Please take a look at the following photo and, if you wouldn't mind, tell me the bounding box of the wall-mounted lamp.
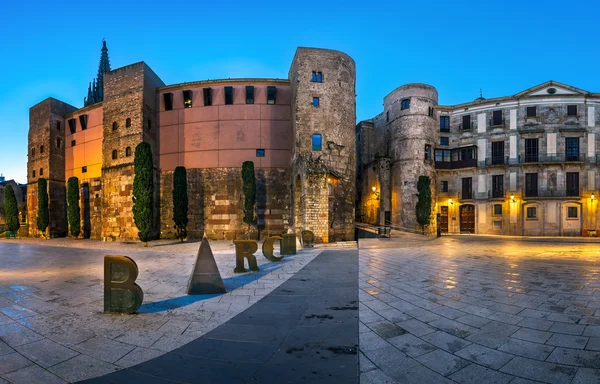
[448,198,454,205]
[372,186,380,199]
[592,193,595,200]
[510,194,515,202]
[372,186,376,192]
[327,177,331,183]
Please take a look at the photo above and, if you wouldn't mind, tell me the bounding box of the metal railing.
[459,191,473,200]
[459,122,475,131]
[485,156,509,166]
[523,187,581,198]
[521,153,586,163]
[489,118,506,129]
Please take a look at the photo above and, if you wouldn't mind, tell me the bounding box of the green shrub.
[132,142,154,245]
[67,177,81,237]
[4,185,19,233]
[416,175,432,233]
[36,178,49,234]
[172,166,188,242]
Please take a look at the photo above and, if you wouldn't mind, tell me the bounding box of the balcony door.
[462,178,472,200]
[525,173,538,197]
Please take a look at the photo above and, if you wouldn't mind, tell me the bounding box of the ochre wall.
[65,105,103,180]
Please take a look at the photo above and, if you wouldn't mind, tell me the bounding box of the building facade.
[357,81,600,236]
[27,43,356,242]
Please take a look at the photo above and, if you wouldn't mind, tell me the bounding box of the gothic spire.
[85,82,93,106]
[83,39,112,106]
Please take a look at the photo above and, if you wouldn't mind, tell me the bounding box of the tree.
[172,166,188,242]
[36,178,49,235]
[132,142,154,246]
[4,185,19,233]
[241,161,256,235]
[416,175,432,234]
[67,177,81,237]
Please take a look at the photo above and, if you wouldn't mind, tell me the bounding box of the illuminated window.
[224,86,233,105]
[246,86,254,104]
[163,93,173,111]
[312,134,322,151]
[183,90,192,108]
[267,86,276,105]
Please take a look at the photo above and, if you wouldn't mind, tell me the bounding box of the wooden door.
[440,206,449,233]
[460,205,475,233]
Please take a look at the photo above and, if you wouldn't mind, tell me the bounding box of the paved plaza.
[1,236,600,383]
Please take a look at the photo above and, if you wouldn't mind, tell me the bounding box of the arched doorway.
[460,204,475,233]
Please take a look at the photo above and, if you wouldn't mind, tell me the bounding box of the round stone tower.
[387,83,438,231]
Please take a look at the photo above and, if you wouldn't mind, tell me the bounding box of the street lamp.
[510,194,515,202]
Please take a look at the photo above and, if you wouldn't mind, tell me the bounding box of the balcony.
[489,118,506,129]
[485,156,509,166]
[459,122,475,131]
[523,188,581,199]
[435,146,478,170]
[521,153,586,164]
[459,191,473,201]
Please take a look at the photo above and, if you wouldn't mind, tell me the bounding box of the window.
[428,107,434,117]
[224,86,233,105]
[386,111,390,123]
[566,172,579,196]
[183,90,192,108]
[39,168,43,176]
[40,145,44,154]
[440,137,449,146]
[148,119,152,132]
[267,86,277,105]
[401,99,410,110]
[525,173,538,197]
[68,118,76,134]
[71,140,76,147]
[491,141,504,165]
[112,150,118,160]
[494,204,502,215]
[492,110,503,126]
[441,181,448,192]
[424,145,432,160]
[82,166,87,173]
[524,138,539,162]
[459,147,476,161]
[32,170,36,178]
[79,114,88,130]
[493,221,503,229]
[566,137,579,161]
[313,97,320,107]
[462,177,472,199]
[526,106,537,117]
[31,148,35,156]
[312,134,322,151]
[527,206,537,219]
[56,138,61,148]
[112,121,118,131]
[126,118,131,128]
[163,93,174,111]
[246,86,254,104]
[567,206,578,218]
[311,71,323,82]
[440,116,450,132]
[56,121,61,131]
[126,147,132,157]
[492,175,504,198]
[462,115,471,130]
[203,87,212,106]
[256,149,265,157]
[435,149,451,162]
[567,105,578,116]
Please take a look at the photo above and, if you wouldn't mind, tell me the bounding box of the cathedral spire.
[83,39,112,106]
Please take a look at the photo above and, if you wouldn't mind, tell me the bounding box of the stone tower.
[101,62,164,240]
[388,84,438,230]
[27,98,77,237]
[289,48,356,242]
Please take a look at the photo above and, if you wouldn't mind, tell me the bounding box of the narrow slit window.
[126,147,132,157]
[112,121,118,131]
[56,138,61,148]
[71,140,76,147]
[79,114,88,130]
[39,168,43,176]
[386,111,390,123]
[256,149,265,157]
[183,90,192,108]
[112,150,118,160]
[224,86,233,105]
[148,119,152,132]
[163,93,173,111]
[312,134,322,151]
[311,72,317,82]
[203,87,212,106]
[32,170,36,178]
[246,86,254,104]
[313,97,320,107]
[82,166,87,173]
[31,148,35,156]
[126,118,131,128]
[56,121,61,131]
[317,72,323,82]
[68,118,76,134]
[267,86,277,105]
[40,145,44,154]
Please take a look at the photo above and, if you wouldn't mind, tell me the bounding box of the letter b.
[104,256,144,314]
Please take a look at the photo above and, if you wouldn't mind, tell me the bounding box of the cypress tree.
[36,178,49,235]
[67,177,81,237]
[241,161,256,234]
[172,166,188,242]
[416,175,432,234]
[133,142,154,246]
[4,185,19,233]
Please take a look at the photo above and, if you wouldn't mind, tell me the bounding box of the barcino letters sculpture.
[104,256,143,314]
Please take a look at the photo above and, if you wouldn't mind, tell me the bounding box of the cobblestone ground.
[360,236,600,384]
[0,239,320,383]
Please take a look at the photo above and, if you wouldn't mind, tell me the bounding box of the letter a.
[104,255,144,314]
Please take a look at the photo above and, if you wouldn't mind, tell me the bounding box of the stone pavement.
[0,239,322,383]
[82,250,358,384]
[359,236,600,384]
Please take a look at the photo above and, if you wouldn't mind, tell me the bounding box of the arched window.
[112,150,118,160]
[126,147,132,157]
[39,168,43,176]
[112,121,118,131]
[126,118,131,128]
[32,170,36,178]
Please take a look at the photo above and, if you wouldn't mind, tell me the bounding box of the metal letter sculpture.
[104,256,143,314]
[281,234,297,255]
[188,236,226,294]
[301,230,315,247]
[262,236,284,262]
[233,240,260,273]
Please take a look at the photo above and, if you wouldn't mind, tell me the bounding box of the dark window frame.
[491,141,505,164]
[126,147,132,157]
[68,118,77,134]
[163,93,174,111]
[525,138,539,162]
[203,87,212,106]
[492,175,504,198]
[462,115,471,130]
[440,116,450,131]
[312,133,322,151]
[313,97,320,107]
[566,137,580,161]
[245,86,254,104]
[526,106,537,117]
[566,172,579,196]
[82,166,87,173]
[112,121,118,131]
[527,206,537,219]
[440,137,449,146]
[71,140,76,147]
[182,90,193,108]
[256,149,265,157]
[525,173,538,197]
[567,105,578,117]
[267,86,277,105]
[401,99,410,110]
[112,149,118,160]
[461,177,473,199]
[224,86,234,105]
[126,118,131,128]
[492,110,503,126]
[79,114,88,130]
[567,206,578,218]
[493,204,503,215]
[441,180,448,193]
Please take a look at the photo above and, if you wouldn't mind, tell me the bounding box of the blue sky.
[1,0,599,183]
